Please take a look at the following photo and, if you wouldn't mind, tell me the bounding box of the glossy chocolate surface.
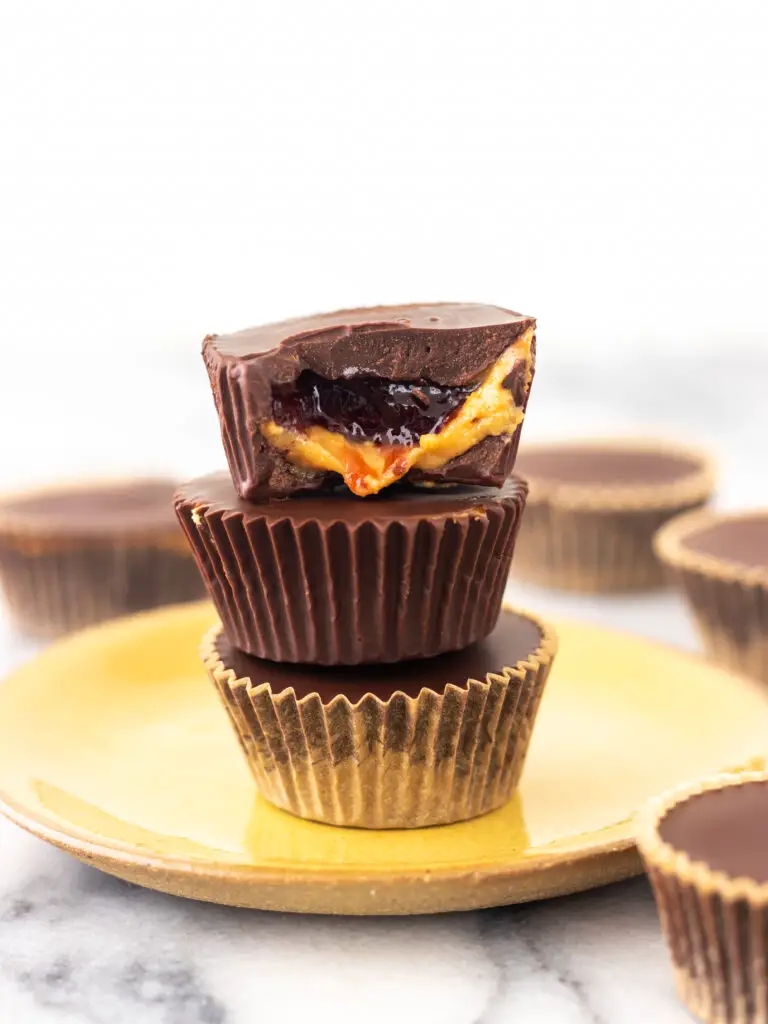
[684,515,768,570]
[659,781,768,883]
[203,303,536,498]
[176,472,528,664]
[516,447,702,487]
[0,479,181,535]
[175,471,522,525]
[271,371,476,446]
[216,609,543,701]
[208,303,533,384]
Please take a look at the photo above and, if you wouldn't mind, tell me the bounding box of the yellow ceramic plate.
[0,601,766,915]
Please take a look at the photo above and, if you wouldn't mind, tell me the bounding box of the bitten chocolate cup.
[202,605,557,828]
[0,478,206,637]
[203,303,536,499]
[655,509,768,684]
[175,472,529,665]
[638,772,768,1024]
[512,439,715,592]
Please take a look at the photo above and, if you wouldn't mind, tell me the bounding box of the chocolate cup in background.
[203,303,536,499]
[0,478,206,637]
[511,439,716,593]
[202,605,557,828]
[655,509,768,684]
[637,772,768,1024]
[175,472,529,666]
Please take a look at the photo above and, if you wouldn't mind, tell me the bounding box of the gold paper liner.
[638,772,768,1024]
[177,479,528,665]
[655,508,768,684]
[201,608,558,828]
[0,539,205,638]
[513,438,715,592]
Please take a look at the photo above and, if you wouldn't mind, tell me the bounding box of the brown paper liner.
[655,509,768,684]
[513,439,715,592]
[177,479,528,665]
[0,537,205,637]
[638,772,768,1024]
[201,607,557,828]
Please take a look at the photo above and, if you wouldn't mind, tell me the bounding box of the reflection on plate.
[0,601,765,914]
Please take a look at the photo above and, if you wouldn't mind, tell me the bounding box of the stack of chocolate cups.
[175,304,558,828]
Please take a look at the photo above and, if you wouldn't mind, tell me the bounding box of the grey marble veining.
[0,807,691,1024]
[0,582,700,1024]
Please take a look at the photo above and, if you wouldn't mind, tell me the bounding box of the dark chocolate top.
[684,515,768,570]
[659,780,768,883]
[216,608,543,701]
[175,471,526,526]
[204,303,535,388]
[0,479,181,535]
[516,446,702,487]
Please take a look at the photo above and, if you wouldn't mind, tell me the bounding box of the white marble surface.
[1,344,766,1023]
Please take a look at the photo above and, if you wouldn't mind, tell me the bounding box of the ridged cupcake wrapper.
[655,509,768,685]
[638,772,768,1024]
[513,503,707,592]
[0,538,205,637]
[513,440,715,593]
[680,572,768,684]
[177,483,528,665]
[202,611,557,828]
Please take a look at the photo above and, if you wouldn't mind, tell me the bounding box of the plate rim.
[0,786,643,913]
[0,781,638,882]
[0,599,764,911]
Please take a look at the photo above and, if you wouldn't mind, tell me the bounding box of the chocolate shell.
[638,772,768,1024]
[655,508,768,683]
[203,303,536,498]
[0,478,205,637]
[513,439,715,592]
[175,472,529,665]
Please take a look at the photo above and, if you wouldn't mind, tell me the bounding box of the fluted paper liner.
[655,508,768,684]
[0,540,204,637]
[177,480,528,665]
[514,438,715,592]
[0,480,204,637]
[202,607,557,828]
[638,772,768,1024]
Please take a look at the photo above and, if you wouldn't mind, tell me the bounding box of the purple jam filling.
[271,372,477,446]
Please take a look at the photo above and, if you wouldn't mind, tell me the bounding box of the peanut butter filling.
[261,328,534,496]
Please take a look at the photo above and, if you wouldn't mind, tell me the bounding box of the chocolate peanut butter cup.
[202,605,557,828]
[203,303,536,499]
[513,439,715,592]
[0,478,205,636]
[175,471,528,665]
[638,772,768,1024]
[655,509,768,683]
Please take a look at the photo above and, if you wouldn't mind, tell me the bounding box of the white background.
[1,0,767,485]
[1,7,767,1021]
